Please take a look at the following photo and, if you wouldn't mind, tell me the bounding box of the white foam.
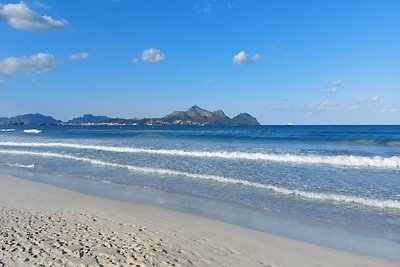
[23,129,42,134]
[0,141,399,169]
[0,149,398,209]
[5,162,35,169]
[0,129,15,132]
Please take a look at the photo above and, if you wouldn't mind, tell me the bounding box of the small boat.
[286,123,294,126]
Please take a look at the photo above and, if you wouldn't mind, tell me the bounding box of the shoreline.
[1,173,399,266]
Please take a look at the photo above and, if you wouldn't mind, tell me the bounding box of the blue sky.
[0,0,399,124]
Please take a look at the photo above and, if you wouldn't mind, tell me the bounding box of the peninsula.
[0,106,260,126]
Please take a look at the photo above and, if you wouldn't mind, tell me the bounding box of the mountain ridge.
[0,106,259,126]
[161,106,259,125]
[0,113,61,125]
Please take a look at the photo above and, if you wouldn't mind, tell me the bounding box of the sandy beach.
[0,173,398,267]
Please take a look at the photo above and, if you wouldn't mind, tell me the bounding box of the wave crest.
[0,142,399,169]
[23,129,42,134]
[0,149,399,209]
[5,162,35,169]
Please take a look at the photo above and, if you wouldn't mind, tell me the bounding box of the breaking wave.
[0,149,399,209]
[23,129,42,134]
[0,142,399,169]
[5,162,35,169]
[0,129,15,132]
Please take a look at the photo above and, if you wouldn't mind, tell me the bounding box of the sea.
[0,125,399,261]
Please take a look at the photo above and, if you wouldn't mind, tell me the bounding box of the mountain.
[231,113,260,126]
[162,105,230,125]
[0,106,259,126]
[0,117,8,124]
[67,114,111,124]
[161,105,259,125]
[0,113,61,125]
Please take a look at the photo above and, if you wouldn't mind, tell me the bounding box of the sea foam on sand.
[0,173,398,267]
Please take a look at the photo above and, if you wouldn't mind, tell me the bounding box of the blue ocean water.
[0,125,399,260]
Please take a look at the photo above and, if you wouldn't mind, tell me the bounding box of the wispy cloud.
[378,106,400,114]
[347,96,379,111]
[0,53,56,75]
[195,1,213,15]
[267,95,398,116]
[251,53,261,62]
[304,100,339,113]
[233,51,261,65]
[33,1,50,9]
[207,80,214,85]
[321,79,343,93]
[356,95,379,104]
[227,1,237,9]
[0,2,67,31]
[0,80,4,86]
[70,52,89,61]
[266,100,339,113]
[133,48,165,63]
[265,103,294,112]
[349,95,400,115]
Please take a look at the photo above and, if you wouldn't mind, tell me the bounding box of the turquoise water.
[0,125,399,260]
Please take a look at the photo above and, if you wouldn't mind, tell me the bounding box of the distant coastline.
[0,105,259,126]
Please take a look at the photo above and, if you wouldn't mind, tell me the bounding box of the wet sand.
[0,173,398,266]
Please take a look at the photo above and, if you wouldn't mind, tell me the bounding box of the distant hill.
[0,113,61,125]
[231,113,259,126]
[0,106,260,126]
[67,114,111,124]
[161,105,259,126]
[0,117,8,124]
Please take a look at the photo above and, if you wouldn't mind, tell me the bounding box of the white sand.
[0,173,398,267]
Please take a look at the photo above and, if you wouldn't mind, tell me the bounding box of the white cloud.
[0,80,3,86]
[142,48,164,62]
[233,51,248,64]
[0,53,55,75]
[0,2,67,31]
[321,79,343,93]
[133,48,165,63]
[70,52,89,61]
[233,51,261,65]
